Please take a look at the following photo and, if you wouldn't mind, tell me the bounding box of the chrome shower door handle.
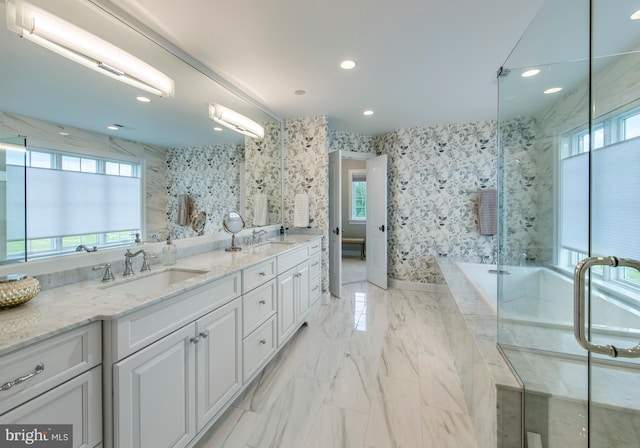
[573,256,640,358]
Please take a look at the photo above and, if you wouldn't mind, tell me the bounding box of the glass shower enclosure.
[497,0,640,446]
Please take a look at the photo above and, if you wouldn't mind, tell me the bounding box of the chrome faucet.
[518,252,527,266]
[76,244,97,252]
[124,249,154,276]
[251,229,266,244]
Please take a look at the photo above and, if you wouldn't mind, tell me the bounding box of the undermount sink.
[102,268,208,296]
[249,240,296,252]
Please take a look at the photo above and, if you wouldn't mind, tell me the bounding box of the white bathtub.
[456,262,640,330]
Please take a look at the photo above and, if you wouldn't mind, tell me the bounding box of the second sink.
[102,268,208,296]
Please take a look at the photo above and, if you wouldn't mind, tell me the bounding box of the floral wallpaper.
[166,144,243,240]
[373,121,498,284]
[329,130,376,153]
[245,121,282,226]
[284,116,329,293]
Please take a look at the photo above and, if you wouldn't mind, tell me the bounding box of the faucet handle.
[140,252,157,272]
[93,264,115,282]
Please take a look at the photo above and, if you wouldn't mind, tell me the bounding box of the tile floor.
[194,258,479,448]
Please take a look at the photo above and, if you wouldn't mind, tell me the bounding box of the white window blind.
[591,139,640,259]
[561,138,640,260]
[560,152,589,253]
[26,167,141,239]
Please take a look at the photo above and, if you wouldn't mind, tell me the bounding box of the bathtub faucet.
[518,252,527,266]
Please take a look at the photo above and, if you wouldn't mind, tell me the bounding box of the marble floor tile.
[194,275,481,448]
[421,405,479,448]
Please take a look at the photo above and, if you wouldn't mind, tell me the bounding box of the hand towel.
[294,193,309,227]
[253,193,268,226]
[478,189,497,236]
[177,194,192,226]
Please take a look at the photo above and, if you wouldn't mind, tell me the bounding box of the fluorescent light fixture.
[6,0,174,97]
[0,142,26,152]
[208,103,264,139]
[521,69,540,78]
[544,87,563,94]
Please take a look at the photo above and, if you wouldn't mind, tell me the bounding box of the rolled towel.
[294,193,309,227]
[253,193,268,226]
[177,194,191,226]
[478,189,497,236]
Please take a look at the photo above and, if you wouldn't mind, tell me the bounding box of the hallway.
[194,268,479,448]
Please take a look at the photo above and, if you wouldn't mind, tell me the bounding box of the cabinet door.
[114,324,196,448]
[277,270,296,345]
[196,298,242,429]
[0,367,102,448]
[296,262,311,323]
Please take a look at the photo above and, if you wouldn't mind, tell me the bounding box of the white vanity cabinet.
[110,273,242,448]
[276,246,311,346]
[0,323,103,448]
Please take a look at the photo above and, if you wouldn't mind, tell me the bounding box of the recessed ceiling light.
[136,96,151,103]
[340,60,357,70]
[59,131,69,136]
[213,127,223,132]
[521,69,540,78]
[363,110,374,116]
[107,124,122,130]
[294,89,306,96]
[544,87,562,94]
[631,9,640,20]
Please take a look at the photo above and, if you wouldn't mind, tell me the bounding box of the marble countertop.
[0,234,321,356]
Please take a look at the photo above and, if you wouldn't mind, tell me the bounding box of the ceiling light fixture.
[631,9,640,20]
[213,127,223,132]
[363,110,374,116]
[59,131,69,136]
[136,96,151,103]
[544,87,562,94]
[0,142,26,152]
[521,69,540,78]
[294,90,306,95]
[6,0,175,97]
[340,60,357,70]
[208,103,264,139]
[107,124,122,131]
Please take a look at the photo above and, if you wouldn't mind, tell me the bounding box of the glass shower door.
[585,1,640,445]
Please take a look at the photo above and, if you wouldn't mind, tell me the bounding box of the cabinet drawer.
[110,272,240,361]
[243,279,276,337]
[310,274,321,304]
[0,322,101,415]
[242,258,276,293]
[308,239,321,255]
[308,253,321,279]
[242,316,276,383]
[277,246,308,274]
[0,366,102,448]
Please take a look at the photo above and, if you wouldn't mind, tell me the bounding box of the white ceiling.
[104,0,543,136]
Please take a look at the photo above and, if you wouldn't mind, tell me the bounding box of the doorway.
[328,150,387,298]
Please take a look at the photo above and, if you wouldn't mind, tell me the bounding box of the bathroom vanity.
[0,235,323,448]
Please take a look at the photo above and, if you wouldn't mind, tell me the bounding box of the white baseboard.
[388,279,449,294]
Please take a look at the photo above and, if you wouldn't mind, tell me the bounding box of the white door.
[328,151,342,297]
[366,155,388,289]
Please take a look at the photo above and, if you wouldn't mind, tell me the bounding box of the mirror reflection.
[0,0,282,264]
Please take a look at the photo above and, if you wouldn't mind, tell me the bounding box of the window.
[558,107,640,289]
[349,169,366,223]
[7,148,142,259]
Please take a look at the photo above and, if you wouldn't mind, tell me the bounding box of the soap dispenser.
[162,235,177,265]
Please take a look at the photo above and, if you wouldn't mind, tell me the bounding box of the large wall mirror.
[0,0,282,264]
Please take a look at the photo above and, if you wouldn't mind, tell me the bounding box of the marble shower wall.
[0,111,168,238]
[284,116,329,294]
[373,121,498,284]
[245,121,282,226]
[166,144,244,240]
